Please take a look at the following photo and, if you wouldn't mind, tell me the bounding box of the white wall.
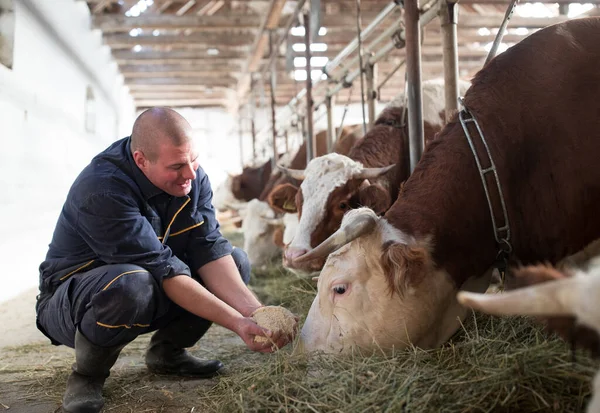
[0,0,135,303]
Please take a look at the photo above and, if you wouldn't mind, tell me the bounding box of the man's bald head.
[130,107,193,162]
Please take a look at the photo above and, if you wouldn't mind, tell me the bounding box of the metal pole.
[484,0,519,66]
[326,95,335,153]
[365,61,377,130]
[558,3,569,15]
[405,0,424,174]
[440,1,459,121]
[304,11,315,162]
[269,31,278,170]
[284,130,289,154]
[251,119,257,161]
[324,1,398,75]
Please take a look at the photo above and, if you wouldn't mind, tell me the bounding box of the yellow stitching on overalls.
[101,269,149,291]
[96,322,150,329]
[158,197,191,242]
[59,260,96,281]
[167,221,204,237]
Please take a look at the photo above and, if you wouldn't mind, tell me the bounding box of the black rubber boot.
[145,313,223,378]
[62,330,126,413]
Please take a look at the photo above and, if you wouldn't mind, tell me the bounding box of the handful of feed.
[250,306,297,344]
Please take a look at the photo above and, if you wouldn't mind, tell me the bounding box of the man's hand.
[234,316,299,353]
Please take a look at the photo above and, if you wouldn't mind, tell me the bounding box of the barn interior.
[1,0,600,411]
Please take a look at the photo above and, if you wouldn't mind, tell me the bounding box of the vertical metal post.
[440,1,459,121]
[365,61,377,130]
[284,130,289,154]
[558,3,569,15]
[405,0,424,174]
[251,119,257,161]
[304,11,315,162]
[325,95,335,153]
[269,31,278,169]
[300,115,306,150]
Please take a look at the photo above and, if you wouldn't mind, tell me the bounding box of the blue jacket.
[37,137,232,306]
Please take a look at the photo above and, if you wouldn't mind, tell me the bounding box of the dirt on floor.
[0,286,278,413]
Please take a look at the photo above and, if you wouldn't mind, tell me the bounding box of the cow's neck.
[386,121,499,287]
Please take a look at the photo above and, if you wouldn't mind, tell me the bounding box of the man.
[36,107,296,413]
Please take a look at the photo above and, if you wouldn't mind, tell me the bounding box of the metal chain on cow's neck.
[458,97,513,284]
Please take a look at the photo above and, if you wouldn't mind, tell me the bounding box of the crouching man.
[36,107,296,413]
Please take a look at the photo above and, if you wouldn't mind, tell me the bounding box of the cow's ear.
[381,242,430,296]
[357,183,391,216]
[268,184,299,213]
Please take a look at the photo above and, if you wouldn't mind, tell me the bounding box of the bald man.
[36,108,296,413]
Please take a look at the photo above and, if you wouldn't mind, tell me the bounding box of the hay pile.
[200,312,597,413]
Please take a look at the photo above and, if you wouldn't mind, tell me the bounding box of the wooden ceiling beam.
[119,63,242,72]
[125,77,236,86]
[135,98,227,107]
[104,32,254,48]
[92,11,393,32]
[123,71,239,78]
[112,49,248,60]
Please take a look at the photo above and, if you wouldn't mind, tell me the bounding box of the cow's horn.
[294,211,378,263]
[457,276,581,317]
[278,165,305,180]
[354,164,396,179]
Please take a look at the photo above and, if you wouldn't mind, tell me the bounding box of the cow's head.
[269,153,395,273]
[296,208,489,354]
[231,161,272,202]
[241,199,284,267]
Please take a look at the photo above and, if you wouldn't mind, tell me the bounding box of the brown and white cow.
[270,79,471,273]
[458,262,600,413]
[295,18,600,354]
[241,126,362,267]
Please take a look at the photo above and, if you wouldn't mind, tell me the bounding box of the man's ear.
[133,150,147,170]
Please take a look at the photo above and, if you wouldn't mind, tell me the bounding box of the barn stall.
[1,0,599,411]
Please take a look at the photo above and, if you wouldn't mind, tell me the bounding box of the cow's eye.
[333,284,347,295]
[339,202,348,210]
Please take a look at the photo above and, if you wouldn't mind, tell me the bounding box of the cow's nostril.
[285,247,308,261]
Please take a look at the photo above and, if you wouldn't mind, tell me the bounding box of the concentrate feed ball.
[251,306,296,344]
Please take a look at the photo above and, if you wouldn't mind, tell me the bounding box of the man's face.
[135,140,200,197]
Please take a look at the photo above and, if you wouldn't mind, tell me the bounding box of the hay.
[200,313,597,413]
[204,236,599,413]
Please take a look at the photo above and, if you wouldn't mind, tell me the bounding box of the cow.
[269,78,471,273]
[241,126,362,267]
[457,262,600,413]
[294,18,600,354]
